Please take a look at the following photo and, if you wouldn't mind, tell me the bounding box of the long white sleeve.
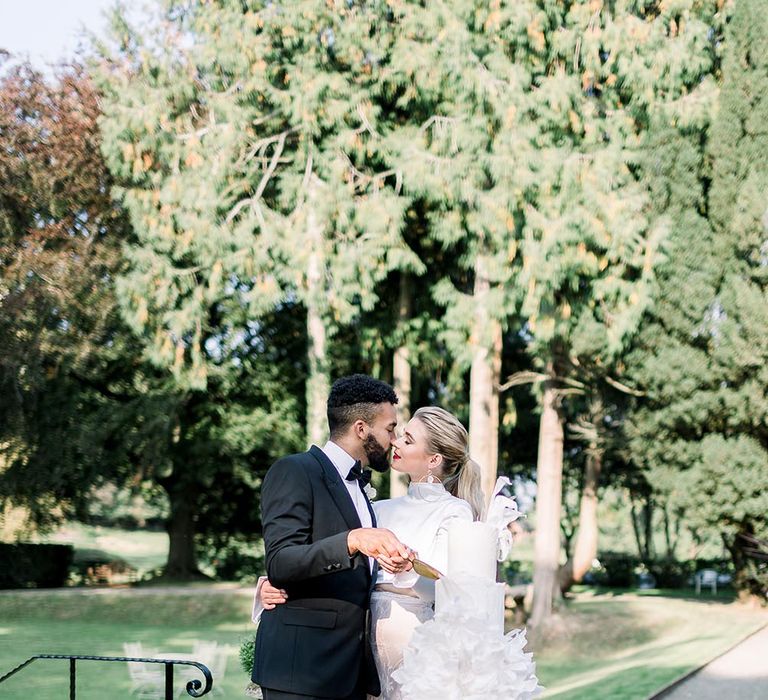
[373,484,473,602]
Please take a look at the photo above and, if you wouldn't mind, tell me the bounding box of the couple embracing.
[251,374,485,700]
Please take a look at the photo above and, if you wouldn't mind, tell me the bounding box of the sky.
[0,0,118,67]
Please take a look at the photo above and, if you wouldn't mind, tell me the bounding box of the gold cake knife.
[410,557,444,580]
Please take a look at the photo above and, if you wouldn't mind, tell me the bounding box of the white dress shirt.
[322,440,373,530]
[322,441,374,573]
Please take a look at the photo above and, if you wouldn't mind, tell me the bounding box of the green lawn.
[530,588,768,699]
[0,588,256,699]
[1,586,765,699]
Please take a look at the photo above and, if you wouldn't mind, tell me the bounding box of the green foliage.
[0,55,306,576]
[0,58,139,528]
[94,0,417,389]
[624,0,767,600]
[200,537,265,584]
[595,552,639,588]
[240,636,255,677]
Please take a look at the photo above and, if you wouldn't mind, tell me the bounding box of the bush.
[647,558,694,588]
[240,636,255,675]
[595,552,641,588]
[201,538,265,583]
[70,548,137,586]
[0,543,74,588]
[501,559,533,585]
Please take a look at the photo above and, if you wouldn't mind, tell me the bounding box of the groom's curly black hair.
[327,374,398,438]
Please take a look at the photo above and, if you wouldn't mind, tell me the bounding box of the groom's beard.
[363,434,391,473]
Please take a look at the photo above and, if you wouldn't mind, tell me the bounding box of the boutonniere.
[363,483,377,500]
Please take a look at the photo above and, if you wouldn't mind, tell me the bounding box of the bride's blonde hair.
[411,406,485,519]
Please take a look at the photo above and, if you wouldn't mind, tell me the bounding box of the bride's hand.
[378,550,415,574]
[260,580,288,610]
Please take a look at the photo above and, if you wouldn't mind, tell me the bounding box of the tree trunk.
[531,373,564,627]
[468,255,502,504]
[570,448,603,583]
[305,198,330,447]
[644,498,655,562]
[663,505,679,559]
[723,525,762,602]
[391,274,412,498]
[161,476,204,580]
[629,494,654,562]
[630,496,645,560]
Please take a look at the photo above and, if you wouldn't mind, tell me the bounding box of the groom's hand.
[260,580,288,610]
[347,528,414,573]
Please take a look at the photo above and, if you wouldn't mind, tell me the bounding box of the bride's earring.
[427,468,436,484]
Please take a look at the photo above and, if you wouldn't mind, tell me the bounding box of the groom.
[252,374,414,700]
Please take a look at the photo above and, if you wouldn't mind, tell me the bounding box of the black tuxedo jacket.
[252,445,380,698]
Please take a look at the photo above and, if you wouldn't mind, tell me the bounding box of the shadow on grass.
[529,598,659,660]
[574,586,737,605]
[0,589,252,626]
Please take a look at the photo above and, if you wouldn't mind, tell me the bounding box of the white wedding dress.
[367,481,472,700]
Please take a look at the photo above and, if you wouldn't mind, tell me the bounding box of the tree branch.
[497,370,549,392]
[604,375,645,397]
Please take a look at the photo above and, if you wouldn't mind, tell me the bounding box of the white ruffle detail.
[391,575,542,700]
[485,476,523,561]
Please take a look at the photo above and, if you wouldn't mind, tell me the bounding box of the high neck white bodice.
[372,482,473,601]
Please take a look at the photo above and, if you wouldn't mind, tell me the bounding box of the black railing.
[0,653,213,699]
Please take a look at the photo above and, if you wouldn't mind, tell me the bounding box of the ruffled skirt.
[391,591,541,700]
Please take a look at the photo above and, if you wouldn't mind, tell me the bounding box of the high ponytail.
[412,407,486,520]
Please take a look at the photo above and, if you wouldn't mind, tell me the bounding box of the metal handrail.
[0,653,213,699]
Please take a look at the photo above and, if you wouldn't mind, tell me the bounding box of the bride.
[364,406,485,700]
[256,406,538,700]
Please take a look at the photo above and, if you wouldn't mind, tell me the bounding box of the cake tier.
[445,519,498,581]
[434,574,506,637]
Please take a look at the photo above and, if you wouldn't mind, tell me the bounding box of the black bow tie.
[346,462,372,487]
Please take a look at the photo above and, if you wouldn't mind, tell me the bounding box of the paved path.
[655,624,768,700]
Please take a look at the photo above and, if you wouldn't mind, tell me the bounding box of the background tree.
[703,0,768,597]
[628,0,768,599]
[96,1,421,446]
[0,58,128,529]
[624,0,768,601]
[0,52,304,578]
[378,0,545,499]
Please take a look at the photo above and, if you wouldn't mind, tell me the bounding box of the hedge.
[0,543,74,589]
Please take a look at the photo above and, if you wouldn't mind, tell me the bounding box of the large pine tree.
[626,0,768,600]
[695,0,768,596]
[96,1,421,445]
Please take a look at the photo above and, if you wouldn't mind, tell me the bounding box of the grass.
[529,588,768,700]
[0,588,257,699]
[1,587,765,700]
[8,526,765,699]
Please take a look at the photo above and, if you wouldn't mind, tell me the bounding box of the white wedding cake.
[392,478,542,700]
[434,520,507,636]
